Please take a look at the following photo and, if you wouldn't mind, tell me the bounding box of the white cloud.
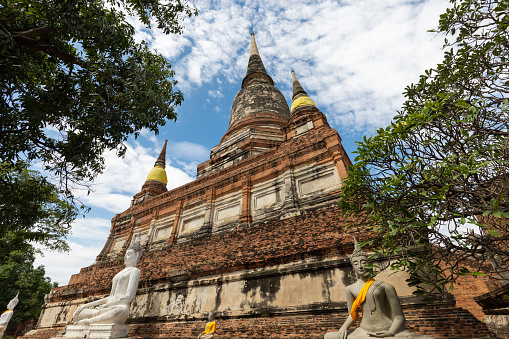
[69,217,111,243]
[169,141,210,162]
[35,241,105,286]
[175,160,200,177]
[208,90,224,98]
[34,214,108,287]
[136,0,448,133]
[139,128,159,146]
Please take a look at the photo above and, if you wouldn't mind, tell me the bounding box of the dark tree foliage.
[0,0,196,195]
[0,163,77,259]
[0,250,56,336]
[0,0,196,320]
[339,0,509,295]
[0,0,195,244]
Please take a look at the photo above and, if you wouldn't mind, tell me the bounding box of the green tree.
[0,163,77,260]
[0,249,57,336]
[339,0,509,295]
[0,0,196,195]
[0,0,196,325]
[0,0,196,250]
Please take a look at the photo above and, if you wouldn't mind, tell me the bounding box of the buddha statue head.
[350,238,372,279]
[7,292,19,310]
[125,234,143,266]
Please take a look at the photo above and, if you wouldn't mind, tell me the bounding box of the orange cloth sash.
[350,278,375,322]
[204,321,216,334]
[1,310,12,315]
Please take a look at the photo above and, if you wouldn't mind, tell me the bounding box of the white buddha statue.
[324,240,432,339]
[71,236,143,326]
[0,292,19,339]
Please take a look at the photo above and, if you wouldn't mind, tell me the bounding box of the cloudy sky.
[35,0,450,285]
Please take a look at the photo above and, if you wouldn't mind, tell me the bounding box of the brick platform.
[124,304,495,339]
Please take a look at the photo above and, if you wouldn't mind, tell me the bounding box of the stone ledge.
[53,324,130,339]
[127,293,456,324]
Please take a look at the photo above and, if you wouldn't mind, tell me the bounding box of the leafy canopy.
[0,0,196,196]
[339,0,509,295]
[0,0,196,253]
[0,1,196,320]
[0,163,77,260]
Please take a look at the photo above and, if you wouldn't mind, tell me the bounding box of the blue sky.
[35,0,450,285]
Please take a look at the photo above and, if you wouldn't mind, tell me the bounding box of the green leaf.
[487,230,500,237]
[471,272,487,277]
[490,198,499,208]
[493,210,502,218]
[468,106,479,118]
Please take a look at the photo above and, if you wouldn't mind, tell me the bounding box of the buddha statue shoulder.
[324,240,432,339]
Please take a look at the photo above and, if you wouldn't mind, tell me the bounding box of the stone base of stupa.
[51,324,130,339]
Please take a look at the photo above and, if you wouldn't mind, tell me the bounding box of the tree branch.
[13,35,87,69]
[11,26,60,38]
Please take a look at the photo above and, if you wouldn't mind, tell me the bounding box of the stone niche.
[175,202,210,243]
[181,214,205,234]
[294,162,341,199]
[251,177,284,222]
[111,236,127,255]
[150,214,175,245]
[212,191,242,231]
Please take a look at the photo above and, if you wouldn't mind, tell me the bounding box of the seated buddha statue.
[198,312,216,338]
[72,236,143,326]
[324,240,431,339]
[0,293,19,339]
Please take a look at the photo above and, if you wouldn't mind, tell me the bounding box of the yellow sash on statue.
[350,278,375,322]
[1,310,11,315]
[204,321,216,334]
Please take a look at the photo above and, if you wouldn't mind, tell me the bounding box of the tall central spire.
[197,34,290,179]
[242,33,274,88]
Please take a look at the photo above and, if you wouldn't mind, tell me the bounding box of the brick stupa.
[23,34,496,339]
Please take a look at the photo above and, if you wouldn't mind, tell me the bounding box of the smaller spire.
[154,140,167,168]
[291,70,309,101]
[290,70,316,113]
[145,140,168,185]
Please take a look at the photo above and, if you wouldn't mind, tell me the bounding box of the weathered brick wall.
[51,203,498,322]
[124,304,495,339]
[21,325,65,339]
[51,204,356,302]
[451,272,500,320]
